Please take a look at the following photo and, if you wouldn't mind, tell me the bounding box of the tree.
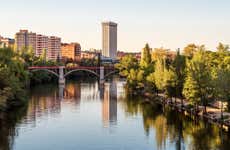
[127,69,144,91]
[115,55,138,77]
[183,46,212,113]
[172,50,186,105]
[217,42,229,53]
[40,48,47,63]
[215,67,230,120]
[154,58,166,93]
[164,69,177,102]
[0,48,28,110]
[183,44,198,58]
[146,72,157,93]
[140,43,152,68]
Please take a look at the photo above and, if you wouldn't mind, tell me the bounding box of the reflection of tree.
[123,94,230,150]
[0,106,27,150]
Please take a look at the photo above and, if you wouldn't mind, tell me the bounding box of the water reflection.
[1,80,230,150]
[101,82,117,127]
[123,97,230,150]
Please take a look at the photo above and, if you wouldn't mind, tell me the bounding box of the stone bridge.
[28,66,118,84]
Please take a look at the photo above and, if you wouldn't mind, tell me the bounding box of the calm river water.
[1,78,230,150]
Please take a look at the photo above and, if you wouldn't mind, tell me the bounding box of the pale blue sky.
[0,0,230,51]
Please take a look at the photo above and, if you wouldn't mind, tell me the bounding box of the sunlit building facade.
[47,36,61,60]
[36,34,49,57]
[14,30,61,60]
[15,30,36,52]
[102,21,117,59]
[61,43,81,61]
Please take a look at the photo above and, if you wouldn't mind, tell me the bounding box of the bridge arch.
[64,69,100,78]
[104,70,119,79]
[30,69,59,78]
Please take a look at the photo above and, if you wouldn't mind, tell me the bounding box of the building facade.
[14,30,61,60]
[81,51,97,59]
[36,34,49,57]
[61,43,81,61]
[0,37,15,48]
[15,30,36,52]
[47,36,61,60]
[102,22,117,59]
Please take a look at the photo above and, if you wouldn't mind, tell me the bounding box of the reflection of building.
[102,82,117,127]
[61,43,81,61]
[64,83,81,100]
[102,21,117,59]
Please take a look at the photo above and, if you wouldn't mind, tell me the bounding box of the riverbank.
[142,92,230,131]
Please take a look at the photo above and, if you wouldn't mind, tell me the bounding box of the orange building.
[61,43,81,61]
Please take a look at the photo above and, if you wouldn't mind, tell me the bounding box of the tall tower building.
[102,21,117,59]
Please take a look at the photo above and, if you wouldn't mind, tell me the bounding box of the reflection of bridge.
[28,66,118,84]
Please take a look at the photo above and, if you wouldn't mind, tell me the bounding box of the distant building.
[14,30,61,60]
[15,30,36,52]
[0,37,15,48]
[36,34,48,57]
[81,51,98,59]
[47,36,61,60]
[117,51,141,60]
[61,43,81,61]
[102,21,117,59]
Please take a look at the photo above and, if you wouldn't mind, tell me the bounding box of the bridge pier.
[100,66,104,84]
[59,66,65,85]
[59,84,64,100]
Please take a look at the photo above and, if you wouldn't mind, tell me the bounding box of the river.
[0,78,230,150]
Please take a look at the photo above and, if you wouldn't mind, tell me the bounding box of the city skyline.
[0,0,230,51]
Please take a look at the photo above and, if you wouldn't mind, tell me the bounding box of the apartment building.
[14,30,61,60]
[15,30,36,52]
[47,36,61,60]
[61,43,81,61]
[36,34,48,57]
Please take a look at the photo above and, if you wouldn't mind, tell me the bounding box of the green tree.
[115,55,138,77]
[127,69,145,91]
[172,50,186,105]
[183,46,211,113]
[140,43,152,68]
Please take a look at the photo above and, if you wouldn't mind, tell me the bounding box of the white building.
[102,21,117,59]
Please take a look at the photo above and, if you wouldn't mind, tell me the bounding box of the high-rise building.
[61,43,81,61]
[15,30,36,52]
[36,34,49,57]
[48,36,61,60]
[14,30,61,60]
[102,21,117,59]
